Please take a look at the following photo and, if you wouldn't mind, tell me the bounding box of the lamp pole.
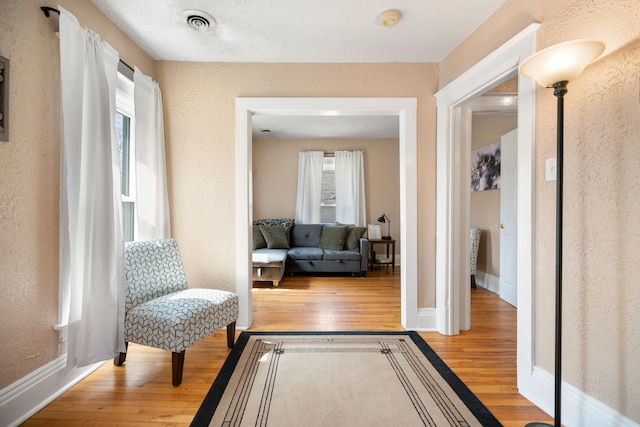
[552,80,567,427]
[519,39,604,427]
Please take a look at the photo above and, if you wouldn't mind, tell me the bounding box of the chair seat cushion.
[124,288,239,352]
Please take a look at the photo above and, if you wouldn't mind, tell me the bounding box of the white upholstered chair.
[114,239,239,386]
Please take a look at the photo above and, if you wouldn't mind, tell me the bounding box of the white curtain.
[295,151,324,224]
[134,67,171,240]
[335,150,367,226]
[59,7,125,368]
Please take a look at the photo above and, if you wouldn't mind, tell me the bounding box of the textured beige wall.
[252,138,401,249]
[441,0,640,419]
[0,0,153,389]
[156,62,438,305]
[470,114,517,277]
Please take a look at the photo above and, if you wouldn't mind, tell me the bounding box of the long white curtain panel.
[134,68,171,240]
[59,7,125,368]
[335,150,367,226]
[295,151,324,224]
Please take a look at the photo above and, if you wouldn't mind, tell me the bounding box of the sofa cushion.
[291,224,323,247]
[344,226,367,251]
[253,225,267,249]
[319,224,348,251]
[259,225,290,249]
[252,248,288,266]
[287,247,324,260]
[323,249,362,261]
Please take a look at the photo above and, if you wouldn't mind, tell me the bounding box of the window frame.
[320,154,336,223]
[116,72,137,241]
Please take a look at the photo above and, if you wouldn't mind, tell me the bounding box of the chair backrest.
[470,228,481,275]
[124,239,188,311]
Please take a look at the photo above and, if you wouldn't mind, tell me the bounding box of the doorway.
[235,97,418,331]
[434,23,539,400]
[465,95,518,304]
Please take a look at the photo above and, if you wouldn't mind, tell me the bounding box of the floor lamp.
[519,39,604,427]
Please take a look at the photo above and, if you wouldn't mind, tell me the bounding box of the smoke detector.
[378,9,401,28]
[182,9,216,32]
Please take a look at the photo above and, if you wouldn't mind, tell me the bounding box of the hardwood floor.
[22,268,551,426]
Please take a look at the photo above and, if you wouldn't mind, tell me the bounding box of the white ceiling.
[90,0,506,63]
[90,0,507,138]
[251,115,400,140]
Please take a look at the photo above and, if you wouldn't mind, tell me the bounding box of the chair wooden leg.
[226,322,236,348]
[172,351,185,386]
[113,342,128,366]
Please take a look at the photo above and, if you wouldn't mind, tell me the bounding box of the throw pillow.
[254,218,295,232]
[344,226,367,251]
[259,225,290,249]
[253,225,267,250]
[319,225,348,251]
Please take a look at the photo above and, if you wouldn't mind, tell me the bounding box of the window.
[116,73,136,241]
[320,156,336,223]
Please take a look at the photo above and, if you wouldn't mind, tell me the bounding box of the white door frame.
[434,23,539,397]
[235,97,418,331]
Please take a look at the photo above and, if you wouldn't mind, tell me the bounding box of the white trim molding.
[476,270,500,294]
[416,308,438,331]
[529,367,640,427]
[236,97,418,330]
[0,356,103,427]
[434,20,540,408]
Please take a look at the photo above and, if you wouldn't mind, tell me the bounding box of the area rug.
[191,331,501,427]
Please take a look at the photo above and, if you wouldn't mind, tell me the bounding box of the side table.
[368,239,396,272]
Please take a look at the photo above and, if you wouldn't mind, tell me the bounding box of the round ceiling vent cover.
[182,9,216,31]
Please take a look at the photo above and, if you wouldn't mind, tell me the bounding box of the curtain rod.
[40,6,135,75]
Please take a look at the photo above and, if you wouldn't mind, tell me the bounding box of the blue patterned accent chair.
[114,239,239,386]
[470,227,481,289]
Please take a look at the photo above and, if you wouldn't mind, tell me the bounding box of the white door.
[499,129,517,307]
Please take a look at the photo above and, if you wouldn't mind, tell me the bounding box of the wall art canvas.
[471,140,501,192]
[367,224,382,240]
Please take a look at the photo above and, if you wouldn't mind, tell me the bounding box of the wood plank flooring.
[22,269,551,426]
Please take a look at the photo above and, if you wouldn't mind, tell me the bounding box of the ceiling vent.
[182,9,216,32]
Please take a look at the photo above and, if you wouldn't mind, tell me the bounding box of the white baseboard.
[414,271,638,427]
[523,366,639,427]
[0,355,104,427]
[415,308,437,331]
[475,270,499,294]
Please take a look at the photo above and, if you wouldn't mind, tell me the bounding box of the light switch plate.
[546,158,557,181]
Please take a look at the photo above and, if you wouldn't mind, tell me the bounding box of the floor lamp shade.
[518,39,604,427]
[519,39,605,87]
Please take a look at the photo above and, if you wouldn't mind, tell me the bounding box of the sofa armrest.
[359,238,370,271]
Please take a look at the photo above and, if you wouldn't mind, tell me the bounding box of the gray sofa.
[252,219,369,287]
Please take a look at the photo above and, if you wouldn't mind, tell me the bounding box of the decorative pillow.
[259,225,290,249]
[319,225,348,251]
[344,226,367,251]
[253,218,295,233]
[253,225,267,250]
